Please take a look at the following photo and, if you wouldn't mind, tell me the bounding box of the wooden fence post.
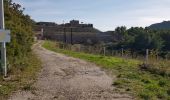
[121,48,124,57]
[104,47,106,56]
[79,45,81,52]
[156,50,159,61]
[146,49,149,64]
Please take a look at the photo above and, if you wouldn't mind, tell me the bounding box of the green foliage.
[160,31,170,51]
[1,0,34,68]
[0,1,40,99]
[112,26,170,56]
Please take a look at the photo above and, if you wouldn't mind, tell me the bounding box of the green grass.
[43,41,170,100]
[0,52,41,100]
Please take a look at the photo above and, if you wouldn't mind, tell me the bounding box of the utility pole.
[64,28,66,43]
[41,28,44,40]
[63,22,66,43]
[103,47,106,56]
[0,0,7,77]
[70,28,73,45]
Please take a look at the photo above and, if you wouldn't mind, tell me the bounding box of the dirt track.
[8,42,132,100]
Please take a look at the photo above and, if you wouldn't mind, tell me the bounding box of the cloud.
[12,0,170,31]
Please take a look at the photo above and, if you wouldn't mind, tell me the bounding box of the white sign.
[0,30,10,42]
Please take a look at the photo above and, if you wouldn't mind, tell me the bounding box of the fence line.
[56,42,170,64]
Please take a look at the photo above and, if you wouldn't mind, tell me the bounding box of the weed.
[0,52,41,99]
[158,79,167,87]
[167,89,170,96]
[138,89,154,100]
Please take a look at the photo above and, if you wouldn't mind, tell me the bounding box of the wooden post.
[146,49,149,64]
[64,28,67,44]
[156,50,159,61]
[166,56,168,61]
[104,47,106,56]
[121,48,124,57]
[79,45,81,52]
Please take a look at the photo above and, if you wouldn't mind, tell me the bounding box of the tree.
[114,26,127,42]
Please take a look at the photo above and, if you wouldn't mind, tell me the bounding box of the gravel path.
[8,41,132,100]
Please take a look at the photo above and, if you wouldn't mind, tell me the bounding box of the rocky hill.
[149,21,170,30]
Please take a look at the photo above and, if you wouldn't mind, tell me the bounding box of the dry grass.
[0,52,41,100]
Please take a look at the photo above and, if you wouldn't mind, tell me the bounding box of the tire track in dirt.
[8,41,133,100]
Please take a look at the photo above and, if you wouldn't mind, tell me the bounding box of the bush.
[158,79,167,87]
[2,0,34,72]
[165,52,170,60]
[167,89,170,96]
[139,90,154,100]
[139,63,169,77]
[156,90,167,99]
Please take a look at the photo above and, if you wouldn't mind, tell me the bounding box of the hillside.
[0,1,41,99]
[149,21,170,30]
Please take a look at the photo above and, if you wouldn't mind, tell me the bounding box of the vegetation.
[0,52,41,99]
[0,0,41,99]
[1,0,170,99]
[43,40,170,100]
[110,26,170,58]
[3,0,35,69]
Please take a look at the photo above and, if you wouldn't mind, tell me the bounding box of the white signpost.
[0,0,10,77]
[0,30,10,42]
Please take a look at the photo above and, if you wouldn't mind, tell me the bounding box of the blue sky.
[13,0,170,31]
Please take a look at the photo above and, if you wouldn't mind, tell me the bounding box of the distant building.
[70,20,79,26]
[34,20,98,45]
[34,20,115,44]
[60,20,93,28]
[36,22,56,26]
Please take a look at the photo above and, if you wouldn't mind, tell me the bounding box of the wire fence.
[53,42,170,76]
[55,42,169,63]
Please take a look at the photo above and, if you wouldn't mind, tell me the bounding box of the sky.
[13,0,170,31]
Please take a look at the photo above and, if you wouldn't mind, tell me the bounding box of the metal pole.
[0,0,7,77]
[64,28,66,43]
[63,22,66,43]
[62,21,66,43]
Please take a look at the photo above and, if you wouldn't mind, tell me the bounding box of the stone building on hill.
[34,20,100,45]
[34,20,115,45]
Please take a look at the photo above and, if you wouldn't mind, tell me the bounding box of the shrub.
[139,90,154,100]
[158,79,167,87]
[165,52,170,60]
[167,88,170,96]
[139,63,169,77]
[2,0,34,72]
[156,90,167,99]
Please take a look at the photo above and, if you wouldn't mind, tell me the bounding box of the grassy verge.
[0,52,41,100]
[43,40,170,100]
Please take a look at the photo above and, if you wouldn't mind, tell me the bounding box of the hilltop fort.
[34,20,114,45]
